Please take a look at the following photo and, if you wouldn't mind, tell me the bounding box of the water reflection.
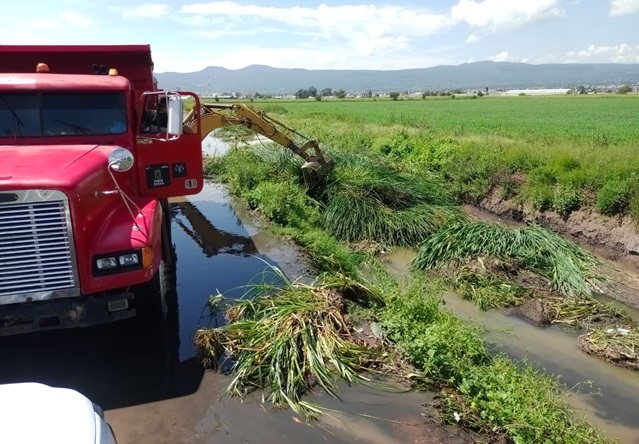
[172,199,259,257]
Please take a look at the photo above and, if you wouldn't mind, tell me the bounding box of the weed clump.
[195,271,387,418]
[321,152,465,245]
[411,222,606,297]
[579,326,639,370]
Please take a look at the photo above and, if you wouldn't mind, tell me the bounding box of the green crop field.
[248,94,639,145]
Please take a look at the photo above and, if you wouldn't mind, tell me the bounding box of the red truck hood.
[0,144,112,188]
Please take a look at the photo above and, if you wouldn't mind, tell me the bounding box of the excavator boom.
[184,103,333,184]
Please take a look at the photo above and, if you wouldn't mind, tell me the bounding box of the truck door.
[135,91,204,198]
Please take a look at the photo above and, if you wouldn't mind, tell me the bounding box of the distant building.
[501,89,570,96]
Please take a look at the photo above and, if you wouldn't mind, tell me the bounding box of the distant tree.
[295,88,310,99]
[315,95,322,101]
[421,92,427,99]
[363,90,373,98]
[335,89,347,99]
[577,85,587,94]
[295,86,318,99]
[618,84,633,94]
[214,95,219,102]
[477,90,484,97]
[321,88,333,97]
[389,91,400,100]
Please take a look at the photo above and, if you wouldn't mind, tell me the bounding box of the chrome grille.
[0,190,79,303]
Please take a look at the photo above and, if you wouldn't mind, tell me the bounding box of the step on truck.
[0,45,205,336]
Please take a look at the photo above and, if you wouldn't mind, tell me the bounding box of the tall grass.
[322,152,464,245]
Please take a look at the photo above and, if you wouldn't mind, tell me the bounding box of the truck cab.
[0,45,204,336]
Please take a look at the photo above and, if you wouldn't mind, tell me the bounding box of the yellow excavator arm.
[183,103,333,182]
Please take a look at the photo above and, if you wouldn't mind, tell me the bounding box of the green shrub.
[205,148,278,193]
[372,131,415,159]
[553,185,582,217]
[528,184,554,212]
[528,166,557,186]
[247,180,320,227]
[550,151,581,172]
[380,288,489,385]
[629,193,639,226]
[417,138,461,171]
[596,178,631,216]
[458,357,608,443]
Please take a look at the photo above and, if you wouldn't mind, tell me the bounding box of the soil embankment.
[468,193,639,310]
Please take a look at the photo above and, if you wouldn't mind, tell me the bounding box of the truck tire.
[134,259,168,325]
[135,203,173,325]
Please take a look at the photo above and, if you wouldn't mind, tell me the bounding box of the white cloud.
[610,0,639,15]
[179,2,453,58]
[466,34,480,43]
[120,3,171,19]
[565,43,639,63]
[489,51,512,62]
[451,0,563,32]
[61,11,93,27]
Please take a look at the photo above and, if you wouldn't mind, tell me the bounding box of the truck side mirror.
[139,91,184,140]
[166,96,183,137]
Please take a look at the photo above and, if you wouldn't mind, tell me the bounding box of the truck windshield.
[0,92,127,137]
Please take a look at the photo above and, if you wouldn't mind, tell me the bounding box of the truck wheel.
[136,202,173,325]
[134,259,168,325]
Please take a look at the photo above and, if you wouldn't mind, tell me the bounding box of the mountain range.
[155,61,639,95]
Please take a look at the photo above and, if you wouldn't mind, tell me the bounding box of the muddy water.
[167,183,314,360]
[384,248,639,444]
[202,132,235,157]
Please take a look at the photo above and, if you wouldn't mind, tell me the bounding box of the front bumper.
[0,292,135,337]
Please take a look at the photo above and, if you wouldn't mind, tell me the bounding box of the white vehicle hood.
[0,383,98,444]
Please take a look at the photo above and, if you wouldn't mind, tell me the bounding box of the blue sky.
[2,0,638,73]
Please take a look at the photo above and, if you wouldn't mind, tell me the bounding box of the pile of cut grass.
[544,297,627,329]
[412,222,606,298]
[194,269,387,418]
[578,326,639,370]
[451,266,527,310]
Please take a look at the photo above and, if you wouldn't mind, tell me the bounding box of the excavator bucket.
[301,155,334,187]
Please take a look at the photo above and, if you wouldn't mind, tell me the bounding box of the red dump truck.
[0,45,204,336]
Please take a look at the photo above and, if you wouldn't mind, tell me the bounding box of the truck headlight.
[96,257,118,270]
[118,253,139,266]
[93,250,143,276]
